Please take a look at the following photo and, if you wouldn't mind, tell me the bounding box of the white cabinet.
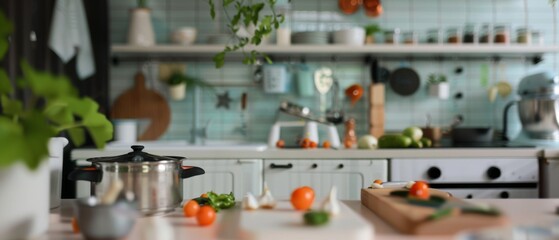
[263,159,388,201]
[182,159,263,200]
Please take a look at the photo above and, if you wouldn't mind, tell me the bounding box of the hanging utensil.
[326,80,345,125]
[240,92,248,136]
[389,67,421,96]
[338,0,361,15]
[314,67,334,114]
[363,0,383,17]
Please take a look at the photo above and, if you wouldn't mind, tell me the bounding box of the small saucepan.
[69,145,205,215]
[451,127,494,143]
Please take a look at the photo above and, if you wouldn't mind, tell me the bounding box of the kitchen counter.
[72,146,542,160]
[44,199,559,240]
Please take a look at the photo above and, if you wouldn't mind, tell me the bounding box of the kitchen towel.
[48,0,95,79]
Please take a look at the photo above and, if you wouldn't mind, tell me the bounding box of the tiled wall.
[109,0,559,143]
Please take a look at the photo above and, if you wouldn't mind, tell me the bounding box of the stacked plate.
[292,31,331,44]
[332,28,365,45]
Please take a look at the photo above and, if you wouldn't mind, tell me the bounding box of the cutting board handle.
[134,72,146,90]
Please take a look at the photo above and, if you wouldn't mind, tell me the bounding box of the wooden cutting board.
[239,201,374,240]
[361,188,509,235]
[111,72,171,140]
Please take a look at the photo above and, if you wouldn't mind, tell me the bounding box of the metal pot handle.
[68,166,103,182]
[180,166,205,179]
[502,100,519,141]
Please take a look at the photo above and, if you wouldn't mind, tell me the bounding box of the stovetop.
[433,139,535,148]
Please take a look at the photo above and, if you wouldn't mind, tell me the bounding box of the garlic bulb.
[370,183,383,189]
[320,186,341,216]
[242,192,259,210]
[259,182,276,209]
[405,181,416,189]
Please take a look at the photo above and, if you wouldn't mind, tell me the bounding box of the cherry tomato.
[409,181,430,200]
[71,217,80,234]
[373,179,383,184]
[309,141,318,148]
[196,206,217,226]
[344,139,353,149]
[291,186,315,211]
[322,141,331,149]
[300,138,311,148]
[183,200,200,218]
[276,139,285,148]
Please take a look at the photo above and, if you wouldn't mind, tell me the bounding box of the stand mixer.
[268,101,341,148]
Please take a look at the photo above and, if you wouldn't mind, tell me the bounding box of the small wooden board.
[361,188,509,235]
[111,72,171,140]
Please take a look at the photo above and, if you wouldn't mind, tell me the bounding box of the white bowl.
[172,27,197,45]
[333,28,365,46]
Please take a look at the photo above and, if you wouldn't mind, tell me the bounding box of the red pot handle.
[180,166,205,179]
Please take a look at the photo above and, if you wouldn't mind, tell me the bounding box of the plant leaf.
[0,11,12,60]
[1,95,22,116]
[67,128,86,146]
[20,112,57,170]
[0,69,12,95]
[209,0,216,19]
[0,116,24,168]
[82,111,113,149]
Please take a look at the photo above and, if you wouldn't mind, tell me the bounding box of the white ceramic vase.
[0,137,68,239]
[429,82,449,100]
[169,83,186,101]
[127,8,155,46]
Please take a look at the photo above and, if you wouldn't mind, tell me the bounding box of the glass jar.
[446,27,462,44]
[479,24,492,43]
[403,31,418,44]
[493,25,510,44]
[426,28,443,44]
[463,24,477,44]
[516,27,532,44]
[532,30,544,45]
[384,28,400,44]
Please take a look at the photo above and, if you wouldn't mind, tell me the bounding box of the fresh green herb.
[0,10,113,170]
[208,0,289,68]
[304,210,330,226]
[427,73,447,85]
[166,72,213,90]
[427,207,455,221]
[137,0,147,8]
[193,191,236,212]
[364,24,381,36]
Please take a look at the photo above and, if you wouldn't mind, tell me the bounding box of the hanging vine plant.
[209,0,289,68]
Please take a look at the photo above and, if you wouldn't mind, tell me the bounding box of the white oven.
[391,158,539,199]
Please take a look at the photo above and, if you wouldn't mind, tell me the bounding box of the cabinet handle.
[337,164,344,169]
[311,163,318,169]
[270,163,293,169]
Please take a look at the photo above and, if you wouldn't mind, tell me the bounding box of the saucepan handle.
[68,166,103,182]
[180,166,205,179]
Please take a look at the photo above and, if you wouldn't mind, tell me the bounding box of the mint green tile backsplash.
[109,0,559,143]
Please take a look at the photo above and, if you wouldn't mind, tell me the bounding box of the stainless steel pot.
[68,145,204,215]
[503,71,559,141]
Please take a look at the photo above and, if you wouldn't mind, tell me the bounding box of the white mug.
[172,27,197,45]
[113,119,138,143]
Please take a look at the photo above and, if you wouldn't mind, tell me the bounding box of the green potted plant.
[209,0,289,68]
[0,12,112,239]
[427,73,449,99]
[364,24,381,44]
[166,71,212,101]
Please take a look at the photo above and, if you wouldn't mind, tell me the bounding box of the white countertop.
[72,145,543,160]
[44,199,559,240]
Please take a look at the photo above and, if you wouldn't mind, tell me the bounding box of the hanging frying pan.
[389,67,420,96]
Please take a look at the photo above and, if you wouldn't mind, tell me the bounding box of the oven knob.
[500,191,510,199]
[487,166,501,180]
[427,167,442,180]
[466,194,473,199]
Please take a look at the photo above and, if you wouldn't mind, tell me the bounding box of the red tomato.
[300,138,311,148]
[322,141,331,149]
[309,141,318,148]
[196,206,216,226]
[291,186,315,211]
[373,179,383,184]
[409,181,430,200]
[276,139,285,148]
[183,200,200,218]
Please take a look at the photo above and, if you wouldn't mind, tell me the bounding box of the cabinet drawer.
[263,159,387,200]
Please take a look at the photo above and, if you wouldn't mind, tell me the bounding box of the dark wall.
[0,0,110,198]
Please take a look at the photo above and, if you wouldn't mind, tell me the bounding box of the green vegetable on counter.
[193,191,235,212]
[378,134,412,148]
[304,210,330,226]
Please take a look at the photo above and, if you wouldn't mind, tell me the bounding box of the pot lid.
[87,145,182,163]
[517,71,559,98]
